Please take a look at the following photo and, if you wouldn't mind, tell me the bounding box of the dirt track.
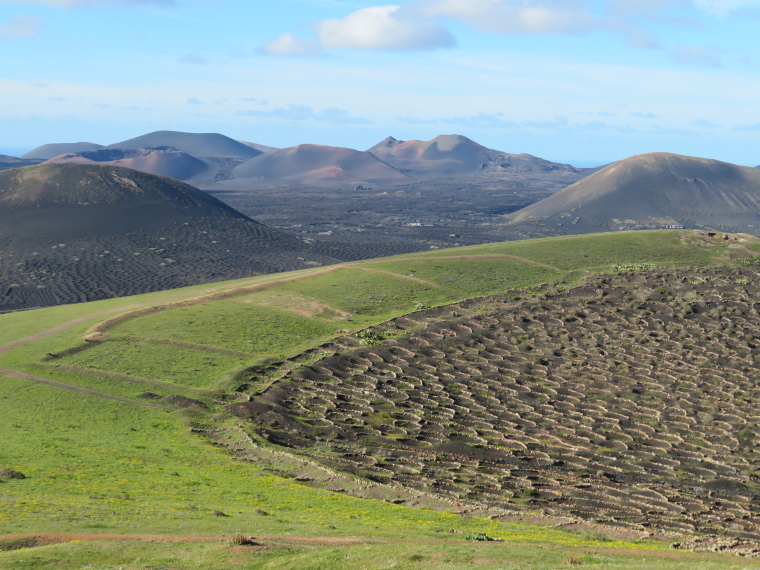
[0,367,172,410]
[0,532,368,547]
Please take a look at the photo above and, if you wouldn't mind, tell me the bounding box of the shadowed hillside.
[0,163,339,311]
[22,142,104,160]
[0,154,42,171]
[506,152,760,237]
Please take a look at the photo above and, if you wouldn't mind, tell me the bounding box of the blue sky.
[1,0,760,166]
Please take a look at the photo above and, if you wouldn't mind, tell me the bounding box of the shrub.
[230,534,257,546]
[0,469,26,480]
[465,533,503,542]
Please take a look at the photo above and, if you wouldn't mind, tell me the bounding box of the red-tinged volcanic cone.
[229,144,413,187]
[368,134,580,179]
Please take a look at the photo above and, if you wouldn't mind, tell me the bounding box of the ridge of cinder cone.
[22,142,104,160]
[229,143,413,187]
[368,134,580,179]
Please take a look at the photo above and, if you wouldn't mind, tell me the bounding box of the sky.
[1,0,760,166]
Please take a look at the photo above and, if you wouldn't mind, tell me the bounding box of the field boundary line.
[0,367,173,409]
[363,254,563,272]
[33,362,210,394]
[0,532,372,546]
[356,266,443,288]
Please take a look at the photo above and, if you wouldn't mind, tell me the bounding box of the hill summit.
[219,143,413,187]
[506,152,760,235]
[45,147,209,182]
[106,130,261,160]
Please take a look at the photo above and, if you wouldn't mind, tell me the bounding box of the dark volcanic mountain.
[215,144,413,188]
[22,142,104,160]
[45,147,209,181]
[0,163,339,311]
[107,130,261,161]
[368,134,582,180]
[0,154,42,171]
[505,152,760,236]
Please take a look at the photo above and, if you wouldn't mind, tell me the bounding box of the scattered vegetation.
[1,230,758,567]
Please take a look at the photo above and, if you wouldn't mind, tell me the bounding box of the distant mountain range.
[0,162,339,311]
[505,152,760,236]
[9,130,591,188]
[21,141,104,160]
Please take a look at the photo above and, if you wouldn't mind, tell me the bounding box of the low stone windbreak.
[240,264,760,543]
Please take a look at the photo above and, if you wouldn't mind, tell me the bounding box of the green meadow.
[1,230,756,568]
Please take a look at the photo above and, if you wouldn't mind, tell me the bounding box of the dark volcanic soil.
[0,163,340,311]
[235,262,760,544]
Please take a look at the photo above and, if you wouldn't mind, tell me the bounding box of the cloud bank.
[260,0,753,56]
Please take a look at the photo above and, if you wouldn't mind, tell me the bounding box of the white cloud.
[177,52,207,64]
[420,0,598,35]
[0,0,174,6]
[673,44,722,67]
[693,0,760,16]
[313,4,456,50]
[259,33,322,57]
[0,13,40,38]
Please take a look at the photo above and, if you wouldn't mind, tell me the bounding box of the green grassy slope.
[1,229,756,568]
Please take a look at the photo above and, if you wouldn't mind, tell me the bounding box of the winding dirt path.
[88,265,346,336]
[0,277,276,356]
[0,532,746,562]
[0,251,563,407]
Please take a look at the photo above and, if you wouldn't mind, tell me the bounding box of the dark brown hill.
[220,144,413,187]
[106,131,260,161]
[45,147,209,181]
[0,154,42,171]
[22,142,104,160]
[505,152,760,236]
[368,134,582,179]
[0,163,339,311]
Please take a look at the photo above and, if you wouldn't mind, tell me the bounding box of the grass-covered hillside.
[2,230,760,568]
